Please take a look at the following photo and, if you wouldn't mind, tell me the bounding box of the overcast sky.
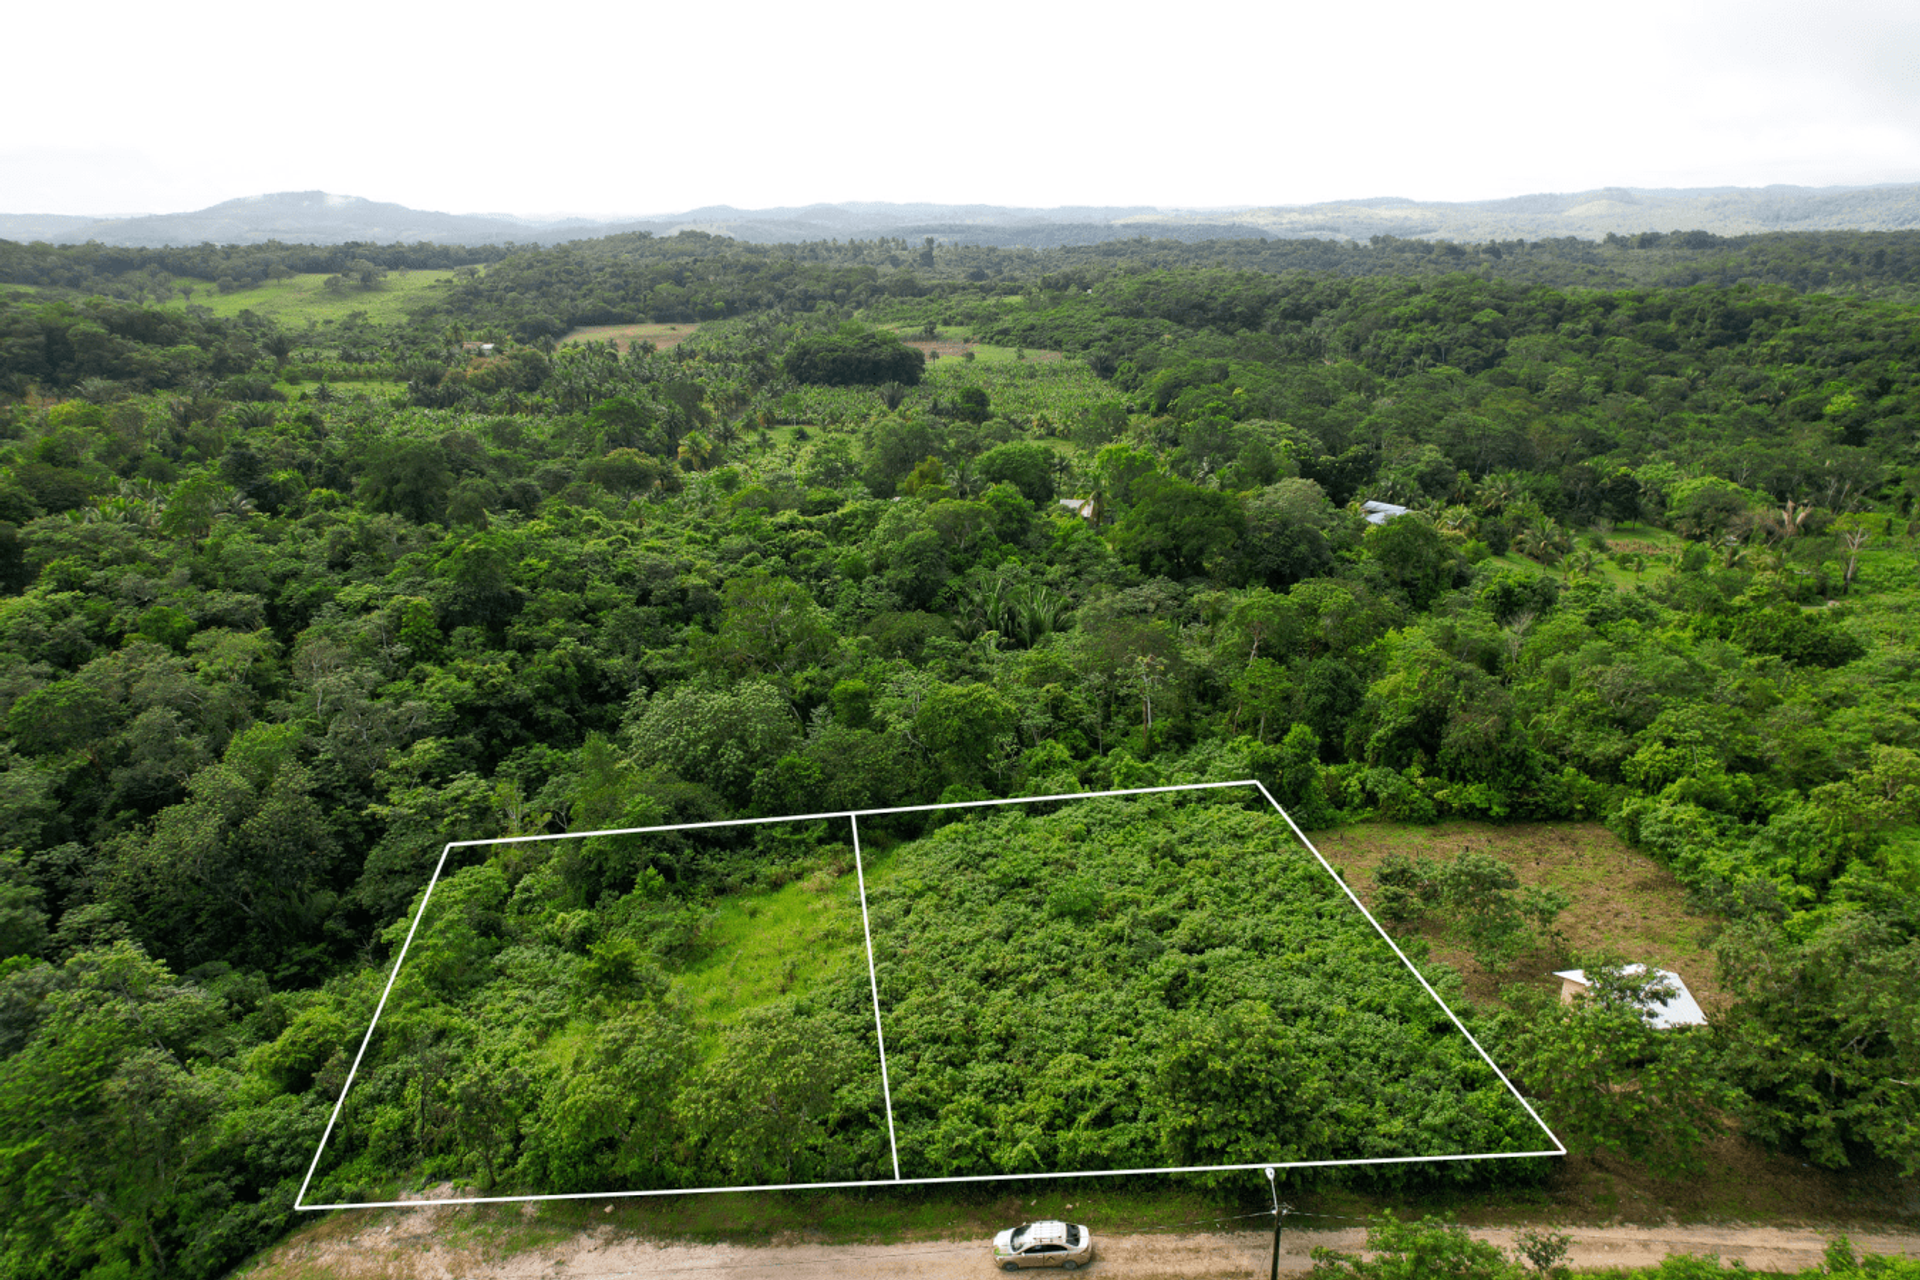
[5,0,1918,217]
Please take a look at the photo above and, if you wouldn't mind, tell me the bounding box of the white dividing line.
[1249,780,1566,1157]
[295,841,458,1211]
[297,780,1560,1211]
[441,780,1253,849]
[293,1147,1566,1210]
[849,813,902,1182]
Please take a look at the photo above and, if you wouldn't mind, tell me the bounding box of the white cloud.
[3,0,1915,215]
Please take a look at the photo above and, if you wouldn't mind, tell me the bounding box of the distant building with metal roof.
[1361,500,1410,525]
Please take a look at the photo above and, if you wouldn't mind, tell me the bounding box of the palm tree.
[677,431,715,472]
[217,489,257,522]
[1436,505,1479,541]
[262,331,296,370]
[1477,472,1521,514]
[954,571,1014,642]
[1008,585,1074,648]
[228,402,277,431]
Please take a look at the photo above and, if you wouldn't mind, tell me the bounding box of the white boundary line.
[1248,780,1566,1157]
[294,840,457,1213]
[296,781,1561,1211]
[849,814,902,1181]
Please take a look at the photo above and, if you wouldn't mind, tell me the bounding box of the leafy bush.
[1309,1212,1521,1280]
[1370,848,1568,968]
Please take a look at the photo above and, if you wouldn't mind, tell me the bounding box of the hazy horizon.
[6,0,1917,219]
[6,180,1920,224]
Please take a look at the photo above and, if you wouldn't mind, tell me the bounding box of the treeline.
[0,240,512,303]
[928,271,1919,512]
[7,225,1920,332]
[420,228,1920,339]
[0,293,454,407]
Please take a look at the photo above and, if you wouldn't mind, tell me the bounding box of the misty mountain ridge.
[3,184,1917,249]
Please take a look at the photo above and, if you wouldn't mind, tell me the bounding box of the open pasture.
[191,270,454,325]
[890,323,1065,364]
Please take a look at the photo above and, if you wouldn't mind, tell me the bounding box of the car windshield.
[1009,1227,1030,1249]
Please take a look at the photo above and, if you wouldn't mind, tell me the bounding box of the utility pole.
[1264,1166,1291,1280]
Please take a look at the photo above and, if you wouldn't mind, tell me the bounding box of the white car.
[992,1220,1094,1270]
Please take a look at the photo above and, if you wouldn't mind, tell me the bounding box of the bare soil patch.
[904,338,974,359]
[559,323,698,352]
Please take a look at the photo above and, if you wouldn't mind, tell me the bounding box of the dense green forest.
[0,226,1915,1278]
[7,225,1920,317]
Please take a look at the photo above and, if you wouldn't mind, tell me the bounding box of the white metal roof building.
[1552,965,1708,1029]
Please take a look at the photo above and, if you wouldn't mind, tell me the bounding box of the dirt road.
[248,1212,1920,1279]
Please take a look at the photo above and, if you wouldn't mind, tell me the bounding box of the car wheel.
[1001,1263,1020,1272]
[1062,1263,1079,1272]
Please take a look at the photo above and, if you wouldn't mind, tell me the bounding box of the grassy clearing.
[674,851,867,1057]
[265,379,407,405]
[1312,819,1725,1009]
[893,326,1067,365]
[192,271,454,325]
[921,351,1113,423]
[1480,524,1681,593]
[558,322,699,352]
[769,352,1112,431]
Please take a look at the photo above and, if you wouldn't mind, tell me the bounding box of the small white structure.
[1058,497,1096,520]
[1553,965,1707,1030]
[1361,500,1410,525]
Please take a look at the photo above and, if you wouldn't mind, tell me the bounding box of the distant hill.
[4,185,1918,248]
[1170,184,1920,242]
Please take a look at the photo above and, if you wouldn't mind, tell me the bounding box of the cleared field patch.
[558,322,698,352]
[915,341,1066,365]
[291,379,407,402]
[921,353,1112,424]
[885,324,1065,363]
[192,271,454,325]
[768,353,1108,429]
[1311,820,1725,1010]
